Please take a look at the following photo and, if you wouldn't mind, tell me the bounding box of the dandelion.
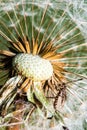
[0,0,87,130]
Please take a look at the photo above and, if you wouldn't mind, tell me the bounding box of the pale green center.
[12,53,53,81]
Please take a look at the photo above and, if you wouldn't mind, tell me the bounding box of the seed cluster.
[12,53,53,81]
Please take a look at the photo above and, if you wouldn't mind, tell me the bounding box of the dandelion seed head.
[0,0,87,129]
[13,53,53,81]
